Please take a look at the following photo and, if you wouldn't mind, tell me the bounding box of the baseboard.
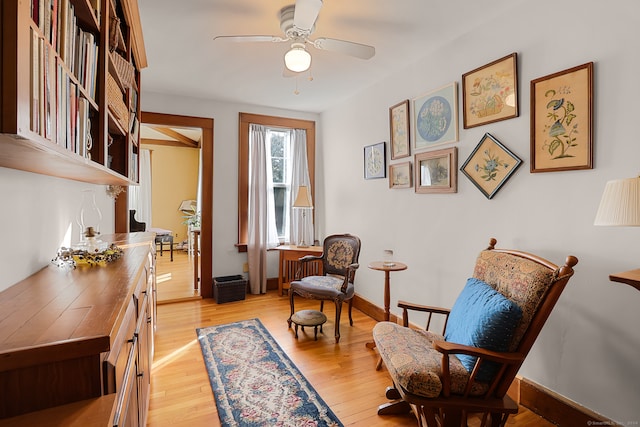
[513,377,616,426]
[352,294,400,324]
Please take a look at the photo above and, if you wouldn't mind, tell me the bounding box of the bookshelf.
[0,0,146,186]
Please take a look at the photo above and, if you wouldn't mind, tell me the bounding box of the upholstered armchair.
[372,238,578,427]
[287,234,361,343]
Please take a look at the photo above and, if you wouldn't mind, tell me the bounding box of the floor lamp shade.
[594,177,640,226]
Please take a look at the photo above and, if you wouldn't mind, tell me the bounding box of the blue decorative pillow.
[444,278,523,383]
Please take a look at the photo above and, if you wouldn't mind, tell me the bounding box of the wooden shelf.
[609,269,640,292]
[0,0,145,186]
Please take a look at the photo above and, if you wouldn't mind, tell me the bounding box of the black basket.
[214,275,247,304]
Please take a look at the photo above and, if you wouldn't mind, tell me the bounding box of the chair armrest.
[299,254,323,262]
[397,300,451,330]
[433,339,525,397]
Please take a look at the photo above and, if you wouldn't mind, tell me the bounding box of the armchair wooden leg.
[334,299,342,343]
[287,291,295,328]
[348,298,354,326]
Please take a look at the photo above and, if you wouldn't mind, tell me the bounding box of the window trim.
[238,113,316,251]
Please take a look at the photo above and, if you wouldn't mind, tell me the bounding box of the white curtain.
[128,148,152,227]
[247,124,279,294]
[288,129,313,246]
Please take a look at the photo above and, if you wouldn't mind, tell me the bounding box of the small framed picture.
[389,161,412,189]
[530,62,594,173]
[414,147,457,194]
[389,100,411,159]
[412,82,458,151]
[460,133,522,199]
[364,142,386,179]
[462,53,519,129]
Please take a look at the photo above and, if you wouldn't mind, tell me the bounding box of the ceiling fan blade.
[213,35,286,43]
[293,0,323,31]
[312,37,375,59]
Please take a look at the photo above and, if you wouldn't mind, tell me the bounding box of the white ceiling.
[138,0,517,113]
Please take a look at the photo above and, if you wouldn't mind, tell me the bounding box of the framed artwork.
[389,100,411,159]
[364,142,386,179]
[530,62,594,173]
[414,147,457,194]
[412,82,458,151]
[462,53,518,129]
[389,161,412,189]
[460,133,522,199]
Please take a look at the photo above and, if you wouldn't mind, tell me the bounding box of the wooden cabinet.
[0,232,156,426]
[0,0,146,185]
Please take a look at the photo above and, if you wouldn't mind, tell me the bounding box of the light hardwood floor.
[148,254,555,427]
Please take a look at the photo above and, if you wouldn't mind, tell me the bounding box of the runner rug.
[196,318,343,427]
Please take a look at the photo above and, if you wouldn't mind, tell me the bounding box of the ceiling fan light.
[284,45,311,72]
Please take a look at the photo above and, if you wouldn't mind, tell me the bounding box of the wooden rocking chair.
[372,238,578,427]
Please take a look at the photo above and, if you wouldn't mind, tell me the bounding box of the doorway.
[115,112,213,300]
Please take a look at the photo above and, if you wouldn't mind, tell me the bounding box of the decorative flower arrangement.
[52,244,123,270]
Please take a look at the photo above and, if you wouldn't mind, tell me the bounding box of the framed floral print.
[412,82,458,151]
[364,142,386,179]
[389,161,412,189]
[462,53,518,129]
[530,62,594,173]
[460,133,522,199]
[389,100,411,159]
[414,147,457,194]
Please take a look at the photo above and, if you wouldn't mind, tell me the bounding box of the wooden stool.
[290,309,327,340]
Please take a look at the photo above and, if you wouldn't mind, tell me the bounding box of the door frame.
[115,112,214,298]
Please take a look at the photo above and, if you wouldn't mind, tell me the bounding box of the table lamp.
[293,186,313,247]
[594,176,640,291]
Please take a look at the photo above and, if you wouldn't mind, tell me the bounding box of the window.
[267,128,290,239]
[238,113,315,250]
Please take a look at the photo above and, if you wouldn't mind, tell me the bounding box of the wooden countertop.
[0,232,154,372]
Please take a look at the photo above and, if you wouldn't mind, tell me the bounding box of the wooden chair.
[373,238,578,427]
[287,234,361,343]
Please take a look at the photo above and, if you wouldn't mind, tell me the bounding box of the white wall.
[319,0,639,423]
[0,167,114,291]
[140,93,320,280]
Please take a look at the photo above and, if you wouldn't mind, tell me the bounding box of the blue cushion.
[444,278,523,383]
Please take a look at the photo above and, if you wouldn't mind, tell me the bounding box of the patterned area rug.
[196,319,343,427]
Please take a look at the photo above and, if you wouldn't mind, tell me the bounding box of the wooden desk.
[609,269,640,291]
[276,245,323,296]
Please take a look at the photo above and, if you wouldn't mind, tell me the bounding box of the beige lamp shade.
[293,186,313,209]
[594,177,640,226]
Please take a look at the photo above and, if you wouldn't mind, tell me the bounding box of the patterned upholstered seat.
[287,234,361,343]
[372,238,578,427]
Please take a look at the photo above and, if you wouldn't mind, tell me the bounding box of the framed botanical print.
[462,53,518,129]
[530,62,594,173]
[414,147,457,194]
[412,82,458,151]
[460,133,522,199]
[389,161,412,189]
[389,100,411,159]
[364,142,386,179]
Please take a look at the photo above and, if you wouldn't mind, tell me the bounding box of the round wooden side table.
[366,261,407,352]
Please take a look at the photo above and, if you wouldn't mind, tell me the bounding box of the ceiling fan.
[213,0,375,74]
